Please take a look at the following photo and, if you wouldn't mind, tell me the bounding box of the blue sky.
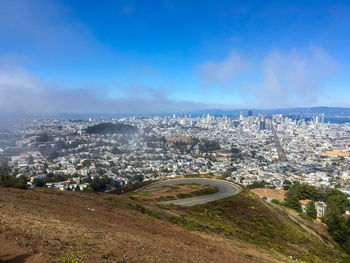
[0,0,350,114]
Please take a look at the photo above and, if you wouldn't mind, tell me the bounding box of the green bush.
[175,186,219,199]
[306,201,317,218]
[271,199,281,205]
[156,195,176,201]
[0,174,28,189]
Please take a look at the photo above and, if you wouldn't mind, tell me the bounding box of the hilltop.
[0,185,348,263]
[86,123,138,135]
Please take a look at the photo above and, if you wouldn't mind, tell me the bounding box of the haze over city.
[1,0,350,116]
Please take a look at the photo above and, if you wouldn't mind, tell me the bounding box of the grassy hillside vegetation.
[166,187,347,263]
[198,139,220,152]
[125,183,219,203]
[1,179,349,262]
[0,187,273,263]
[175,185,219,199]
[0,174,28,189]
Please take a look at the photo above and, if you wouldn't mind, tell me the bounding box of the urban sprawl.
[1,113,350,197]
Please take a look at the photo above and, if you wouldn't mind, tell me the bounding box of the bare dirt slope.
[0,237,45,263]
[0,187,266,263]
[251,188,287,202]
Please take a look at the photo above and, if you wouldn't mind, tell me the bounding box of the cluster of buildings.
[0,113,349,199]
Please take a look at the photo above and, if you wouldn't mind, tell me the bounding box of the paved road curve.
[141,178,242,206]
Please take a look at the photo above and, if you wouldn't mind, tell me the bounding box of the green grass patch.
[156,195,176,201]
[105,197,160,219]
[166,187,345,263]
[175,186,219,199]
[107,180,155,195]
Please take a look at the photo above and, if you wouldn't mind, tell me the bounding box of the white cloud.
[198,46,337,108]
[260,46,336,107]
[0,65,207,115]
[199,50,249,88]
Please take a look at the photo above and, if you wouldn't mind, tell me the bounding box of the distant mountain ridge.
[61,106,350,119]
[187,106,350,117]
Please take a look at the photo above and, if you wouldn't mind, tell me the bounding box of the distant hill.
[86,123,138,134]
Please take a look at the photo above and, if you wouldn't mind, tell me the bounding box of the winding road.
[141,178,242,206]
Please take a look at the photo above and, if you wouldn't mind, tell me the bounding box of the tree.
[28,155,34,165]
[247,180,267,189]
[283,180,292,190]
[324,201,350,254]
[0,161,10,174]
[222,169,232,179]
[47,151,58,161]
[286,182,323,201]
[37,133,51,142]
[134,174,144,182]
[284,195,302,212]
[199,140,220,153]
[306,201,317,218]
[0,174,28,189]
[325,189,349,214]
[33,178,45,187]
[89,176,112,192]
[0,174,16,187]
[231,147,240,155]
[286,182,300,199]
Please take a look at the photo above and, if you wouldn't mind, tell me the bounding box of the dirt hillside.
[0,187,266,263]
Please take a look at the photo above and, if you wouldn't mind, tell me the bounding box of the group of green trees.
[284,182,350,254]
[198,139,221,153]
[33,174,72,187]
[0,174,28,189]
[89,176,113,192]
[247,180,268,189]
[0,161,10,175]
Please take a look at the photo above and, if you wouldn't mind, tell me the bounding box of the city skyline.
[1,0,350,114]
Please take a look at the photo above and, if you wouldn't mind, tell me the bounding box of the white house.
[315,201,327,218]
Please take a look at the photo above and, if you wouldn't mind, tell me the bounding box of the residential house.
[299,199,312,213]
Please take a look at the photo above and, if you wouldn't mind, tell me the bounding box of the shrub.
[61,247,84,263]
[271,199,281,205]
[0,174,28,189]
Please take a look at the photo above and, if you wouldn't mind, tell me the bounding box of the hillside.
[0,186,348,263]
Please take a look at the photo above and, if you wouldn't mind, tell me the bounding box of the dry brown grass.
[134,184,217,203]
[0,187,262,263]
[165,135,193,145]
[251,188,287,202]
